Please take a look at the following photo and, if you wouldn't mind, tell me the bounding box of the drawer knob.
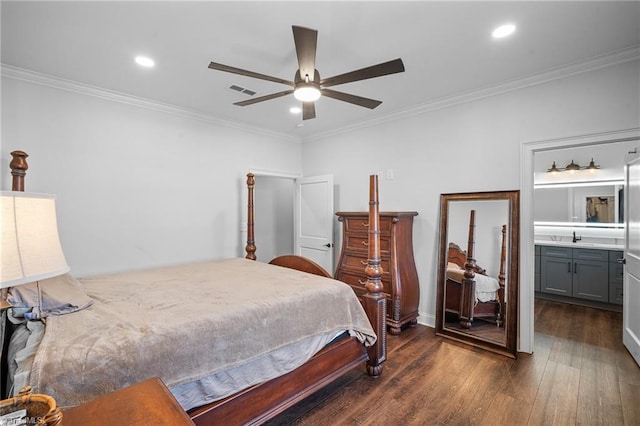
[362,241,369,246]
[358,279,367,286]
[360,260,368,265]
[361,222,369,227]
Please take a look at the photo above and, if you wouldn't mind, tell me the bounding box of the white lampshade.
[1,191,69,288]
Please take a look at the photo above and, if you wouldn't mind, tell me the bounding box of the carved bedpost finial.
[245,173,257,260]
[10,150,29,192]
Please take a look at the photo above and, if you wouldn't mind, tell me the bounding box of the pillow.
[447,262,463,270]
[8,273,93,319]
[446,267,465,283]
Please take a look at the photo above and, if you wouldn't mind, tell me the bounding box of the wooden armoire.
[335,211,420,335]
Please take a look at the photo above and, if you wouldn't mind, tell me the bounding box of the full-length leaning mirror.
[436,191,519,358]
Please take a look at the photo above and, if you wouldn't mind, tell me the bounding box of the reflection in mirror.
[533,184,623,223]
[436,191,519,358]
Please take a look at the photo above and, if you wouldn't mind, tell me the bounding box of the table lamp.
[1,191,70,309]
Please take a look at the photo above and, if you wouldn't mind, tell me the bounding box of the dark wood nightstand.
[62,378,194,425]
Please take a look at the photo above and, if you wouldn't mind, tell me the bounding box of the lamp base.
[0,386,62,426]
[0,288,11,310]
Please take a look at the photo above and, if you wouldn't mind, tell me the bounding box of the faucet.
[572,231,582,243]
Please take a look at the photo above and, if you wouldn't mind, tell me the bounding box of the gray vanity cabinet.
[539,246,609,302]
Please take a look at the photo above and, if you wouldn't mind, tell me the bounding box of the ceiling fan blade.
[233,90,294,106]
[209,62,294,87]
[302,102,316,120]
[292,26,318,82]
[319,58,405,88]
[321,89,382,109]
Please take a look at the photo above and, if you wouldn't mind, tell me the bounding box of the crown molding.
[304,45,640,143]
[3,44,638,145]
[0,64,302,144]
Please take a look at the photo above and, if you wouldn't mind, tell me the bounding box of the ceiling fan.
[208,25,405,120]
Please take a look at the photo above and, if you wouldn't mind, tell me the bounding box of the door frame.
[244,168,302,259]
[520,127,640,354]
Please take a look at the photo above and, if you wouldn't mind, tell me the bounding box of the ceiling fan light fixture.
[294,84,321,102]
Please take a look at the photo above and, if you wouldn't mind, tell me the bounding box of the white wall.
[301,60,640,327]
[1,77,302,276]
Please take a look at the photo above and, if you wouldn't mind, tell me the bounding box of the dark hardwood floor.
[267,299,640,425]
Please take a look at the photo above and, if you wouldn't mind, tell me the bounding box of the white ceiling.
[2,1,639,140]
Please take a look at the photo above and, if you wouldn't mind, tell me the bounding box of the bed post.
[245,173,257,260]
[2,151,28,310]
[460,209,477,329]
[362,175,386,377]
[10,150,28,192]
[496,224,507,326]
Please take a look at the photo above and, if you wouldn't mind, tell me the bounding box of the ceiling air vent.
[228,84,256,96]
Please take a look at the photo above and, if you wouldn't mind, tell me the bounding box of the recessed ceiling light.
[135,56,155,68]
[290,106,302,114]
[492,24,516,39]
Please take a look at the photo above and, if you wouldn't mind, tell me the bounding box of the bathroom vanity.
[535,242,623,308]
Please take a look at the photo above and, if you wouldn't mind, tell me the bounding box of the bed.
[444,209,506,329]
[1,151,387,425]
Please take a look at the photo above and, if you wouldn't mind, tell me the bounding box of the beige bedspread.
[30,258,376,407]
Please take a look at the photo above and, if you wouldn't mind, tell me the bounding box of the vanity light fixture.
[545,158,600,173]
[585,158,601,171]
[547,161,561,173]
[565,160,581,173]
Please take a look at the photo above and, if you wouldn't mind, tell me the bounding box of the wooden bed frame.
[445,209,506,329]
[5,152,387,425]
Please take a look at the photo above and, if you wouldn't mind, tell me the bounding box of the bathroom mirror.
[533,184,623,223]
[435,190,519,358]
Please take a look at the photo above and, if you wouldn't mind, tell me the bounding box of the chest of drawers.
[335,211,420,335]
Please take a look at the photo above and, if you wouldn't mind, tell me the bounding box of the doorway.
[520,128,640,354]
[254,175,295,263]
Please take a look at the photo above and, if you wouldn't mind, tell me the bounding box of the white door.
[623,150,640,366]
[295,175,334,274]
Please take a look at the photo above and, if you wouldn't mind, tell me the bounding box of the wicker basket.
[0,386,62,426]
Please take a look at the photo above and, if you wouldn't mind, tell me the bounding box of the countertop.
[535,240,624,251]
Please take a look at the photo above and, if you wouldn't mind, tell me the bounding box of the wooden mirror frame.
[435,190,519,358]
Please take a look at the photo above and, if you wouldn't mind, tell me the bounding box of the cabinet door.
[572,260,608,302]
[609,261,624,305]
[540,256,573,296]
